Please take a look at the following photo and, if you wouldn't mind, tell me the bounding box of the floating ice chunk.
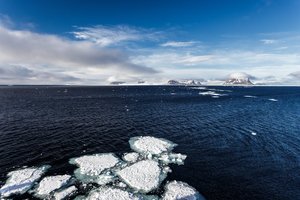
[268,98,278,102]
[162,181,205,200]
[129,136,177,155]
[117,160,164,193]
[158,153,187,165]
[123,152,139,163]
[95,174,115,185]
[86,187,138,200]
[138,194,160,200]
[244,95,257,98]
[190,87,207,90]
[53,185,77,200]
[115,181,127,188]
[199,91,227,97]
[69,153,120,183]
[251,132,257,136]
[0,165,50,197]
[34,175,71,199]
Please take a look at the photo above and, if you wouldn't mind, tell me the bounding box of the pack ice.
[0,136,205,200]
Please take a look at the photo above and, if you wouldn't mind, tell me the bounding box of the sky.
[0,0,300,85]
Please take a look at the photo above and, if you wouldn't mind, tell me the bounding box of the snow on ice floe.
[34,175,71,199]
[162,181,205,200]
[69,153,120,184]
[0,165,50,197]
[129,136,177,155]
[53,185,77,200]
[84,187,138,200]
[116,160,165,193]
[123,152,140,163]
[268,98,278,102]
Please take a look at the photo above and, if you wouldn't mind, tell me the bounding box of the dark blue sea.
[0,85,300,200]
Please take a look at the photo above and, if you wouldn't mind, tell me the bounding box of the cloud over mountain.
[0,25,157,84]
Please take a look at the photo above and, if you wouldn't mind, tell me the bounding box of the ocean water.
[0,85,300,200]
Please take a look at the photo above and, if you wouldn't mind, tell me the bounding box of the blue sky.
[0,0,300,84]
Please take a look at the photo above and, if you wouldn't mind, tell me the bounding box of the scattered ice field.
[0,136,204,199]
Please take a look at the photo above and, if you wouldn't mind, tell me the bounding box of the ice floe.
[34,175,71,199]
[158,153,187,165]
[85,187,138,200]
[251,132,257,136]
[123,152,140,163]
[69,153,120,183]
[117,160,165,193]
[53,185,77,200]
[199,91,228,97]
[244,95,257,98]
[268,98,278,102]
[0,165,50,197]
[129,136,177,155]
[162,181,205,200]
[0,136,204,199]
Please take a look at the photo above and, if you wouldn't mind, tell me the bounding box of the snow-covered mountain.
[167,79,202,86]
[224,72,254,85]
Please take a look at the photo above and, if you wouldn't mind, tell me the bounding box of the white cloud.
[0,25,157,84]
[260,39,277,44]
[72,25,162,47]
[132,53,213,67]
[289,71,300,79]
[160,41,198,47]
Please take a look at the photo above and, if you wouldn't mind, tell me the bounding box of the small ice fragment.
[95,174,115,185]
[34,175,71,199]
[117,160,164,193]
[0,165,50,197]
[162,181,205,200]
[190,87,207,90]
[86,187,139,200]
[129,136,177,155]
[251,132,257,136]
[244,95,257,98]
[268,98,278,102]
[123,152,139,163]
[158,153,187,165]
[115,181,127,188]
[163,166,172,173]
[69,153,120,183]
[199,91,227,96]
[53,185,77,200]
